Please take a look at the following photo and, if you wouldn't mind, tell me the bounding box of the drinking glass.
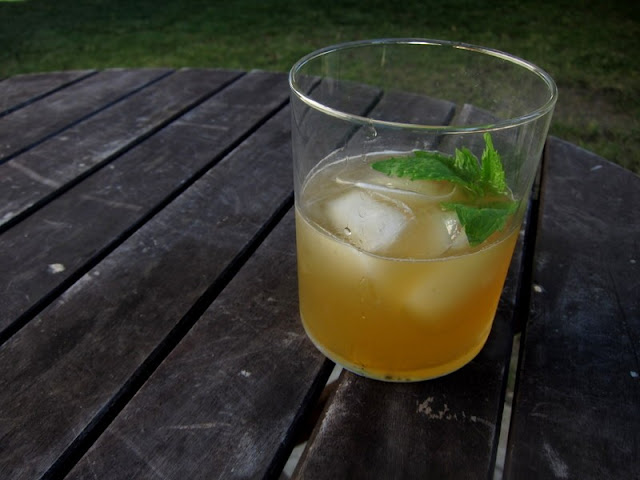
[289,39,557,381]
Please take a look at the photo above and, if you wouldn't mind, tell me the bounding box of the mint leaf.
[442,201,517,246]
[480,132,508,195]
[370,133,517,247]
[453,147,481,184]
[371,151,471,189]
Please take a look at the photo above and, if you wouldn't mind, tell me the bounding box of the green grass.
[1,0,638,173]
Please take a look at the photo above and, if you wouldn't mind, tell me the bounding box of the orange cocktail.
[295,154,518,380]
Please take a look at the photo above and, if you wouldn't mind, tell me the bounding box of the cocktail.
[289,39,557,381]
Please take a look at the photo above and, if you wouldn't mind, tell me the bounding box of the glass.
[289,39,557,381]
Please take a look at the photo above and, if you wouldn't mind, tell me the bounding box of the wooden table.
[1,69,638,479]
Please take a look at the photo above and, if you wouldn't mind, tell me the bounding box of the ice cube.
[400,208,469,259]
[336,167,456,200]
[441,211,470,252]
[404,237,502,322]
[403,264,466,322]
[324,189,414,253]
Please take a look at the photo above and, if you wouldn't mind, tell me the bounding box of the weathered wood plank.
[0,103,299,478]
[293,98,525,479]
[66,209,333,480]
[0,68,241,229]
[0,68,170,162]
[504,138,640,479]
[0,71,288,340]
[0,70,95,116]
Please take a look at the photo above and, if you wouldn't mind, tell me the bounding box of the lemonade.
[295,153,519,381]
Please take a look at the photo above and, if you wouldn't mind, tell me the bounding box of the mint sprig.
[371,133,517,246]
[479,133,508,195]
[441,201,517,246]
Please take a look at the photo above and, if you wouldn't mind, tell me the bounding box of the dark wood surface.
[504,138,640,479]
[0,70,94,116]
[0,69,637,480]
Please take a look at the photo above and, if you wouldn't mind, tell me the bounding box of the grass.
[1,0,638,173]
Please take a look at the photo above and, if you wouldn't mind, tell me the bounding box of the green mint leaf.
[371,134,516,246]
[453,147,481,184]
[442,201,517,246]
[480,132,508,195]
[371,151,472,189]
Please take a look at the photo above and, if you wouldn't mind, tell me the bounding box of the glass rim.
[289,38,558,133]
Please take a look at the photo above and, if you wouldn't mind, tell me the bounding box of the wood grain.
[505,138,640,479]
[67,209,333,480]
[0,70,288,339]
[0,69,170,162]
[0,102,296,478]
[2,69,636,480]
[0,68,242,229]
[0,70,95,116]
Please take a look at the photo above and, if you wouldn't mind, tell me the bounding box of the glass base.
[304,327,488,382]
